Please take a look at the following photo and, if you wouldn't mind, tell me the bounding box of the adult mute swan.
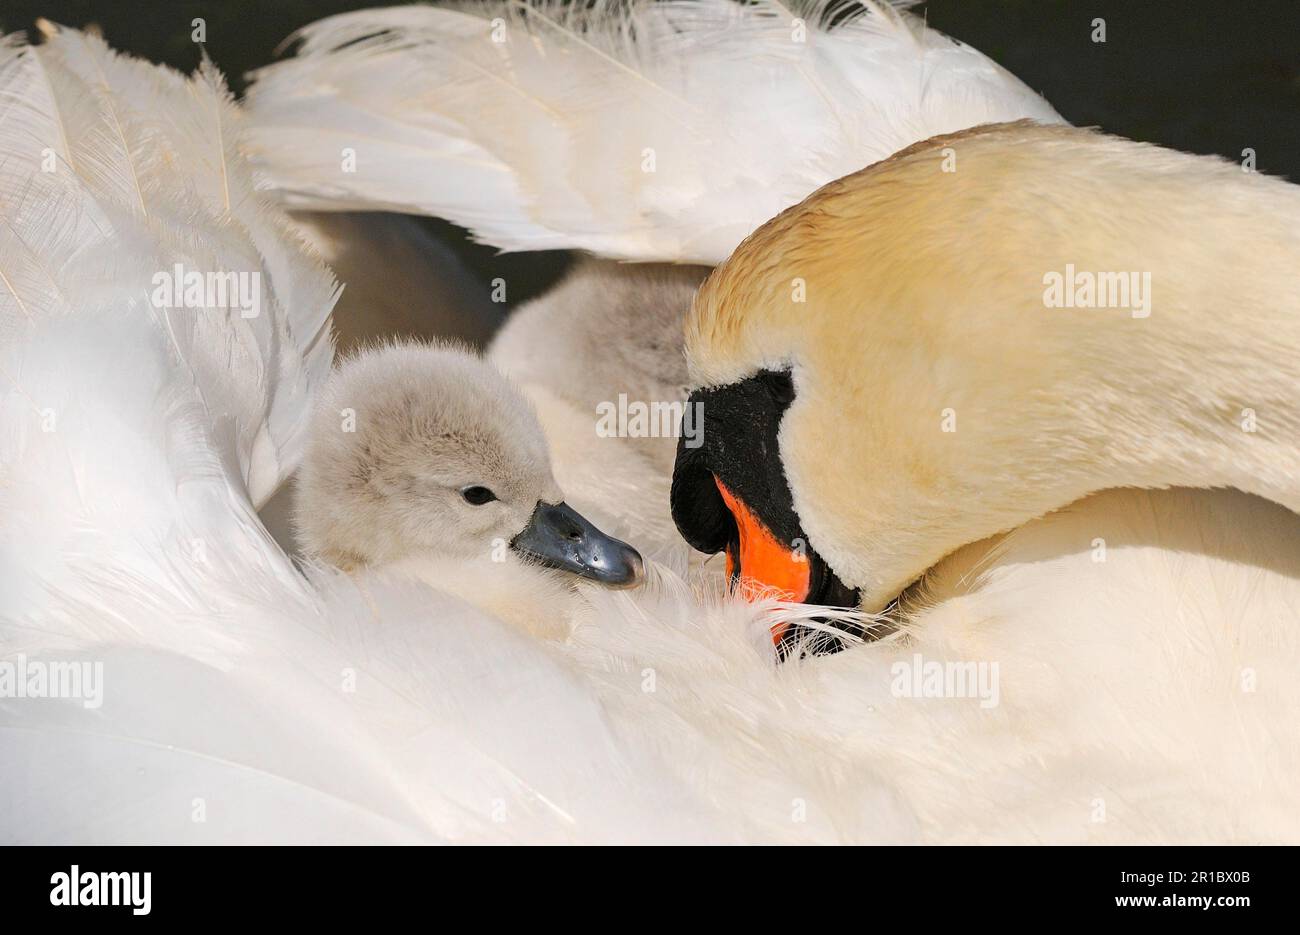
[6,12,1298,846]
[673,121,1300,613]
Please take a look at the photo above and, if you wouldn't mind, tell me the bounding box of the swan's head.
[296,341,643,586]
[673,121,1169,615]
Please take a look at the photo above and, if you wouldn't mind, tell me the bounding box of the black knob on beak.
[510,501,645,588]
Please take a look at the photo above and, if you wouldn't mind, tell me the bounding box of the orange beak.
[714,477,810,644]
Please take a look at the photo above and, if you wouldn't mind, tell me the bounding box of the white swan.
[5,14,1299,845]
[678,121,1300,613]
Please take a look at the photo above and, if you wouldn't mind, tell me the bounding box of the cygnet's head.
[295,341,642,586]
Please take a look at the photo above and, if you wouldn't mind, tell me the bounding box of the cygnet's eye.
[460,485,498,506]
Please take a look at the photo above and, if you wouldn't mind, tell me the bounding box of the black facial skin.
[670,369,862,656]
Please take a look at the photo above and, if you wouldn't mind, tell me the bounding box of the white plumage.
[3,10,1299,845]
[0,28,335,509]
[244,0,1063,262]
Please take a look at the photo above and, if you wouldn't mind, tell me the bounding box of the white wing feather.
[244,0,1064,262]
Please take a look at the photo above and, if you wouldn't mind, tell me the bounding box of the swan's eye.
[460,485,497,506]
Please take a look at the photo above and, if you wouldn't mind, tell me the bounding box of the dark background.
[3,0,1296,298]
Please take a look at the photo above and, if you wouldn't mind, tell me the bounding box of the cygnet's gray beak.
[510,501,645,588]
